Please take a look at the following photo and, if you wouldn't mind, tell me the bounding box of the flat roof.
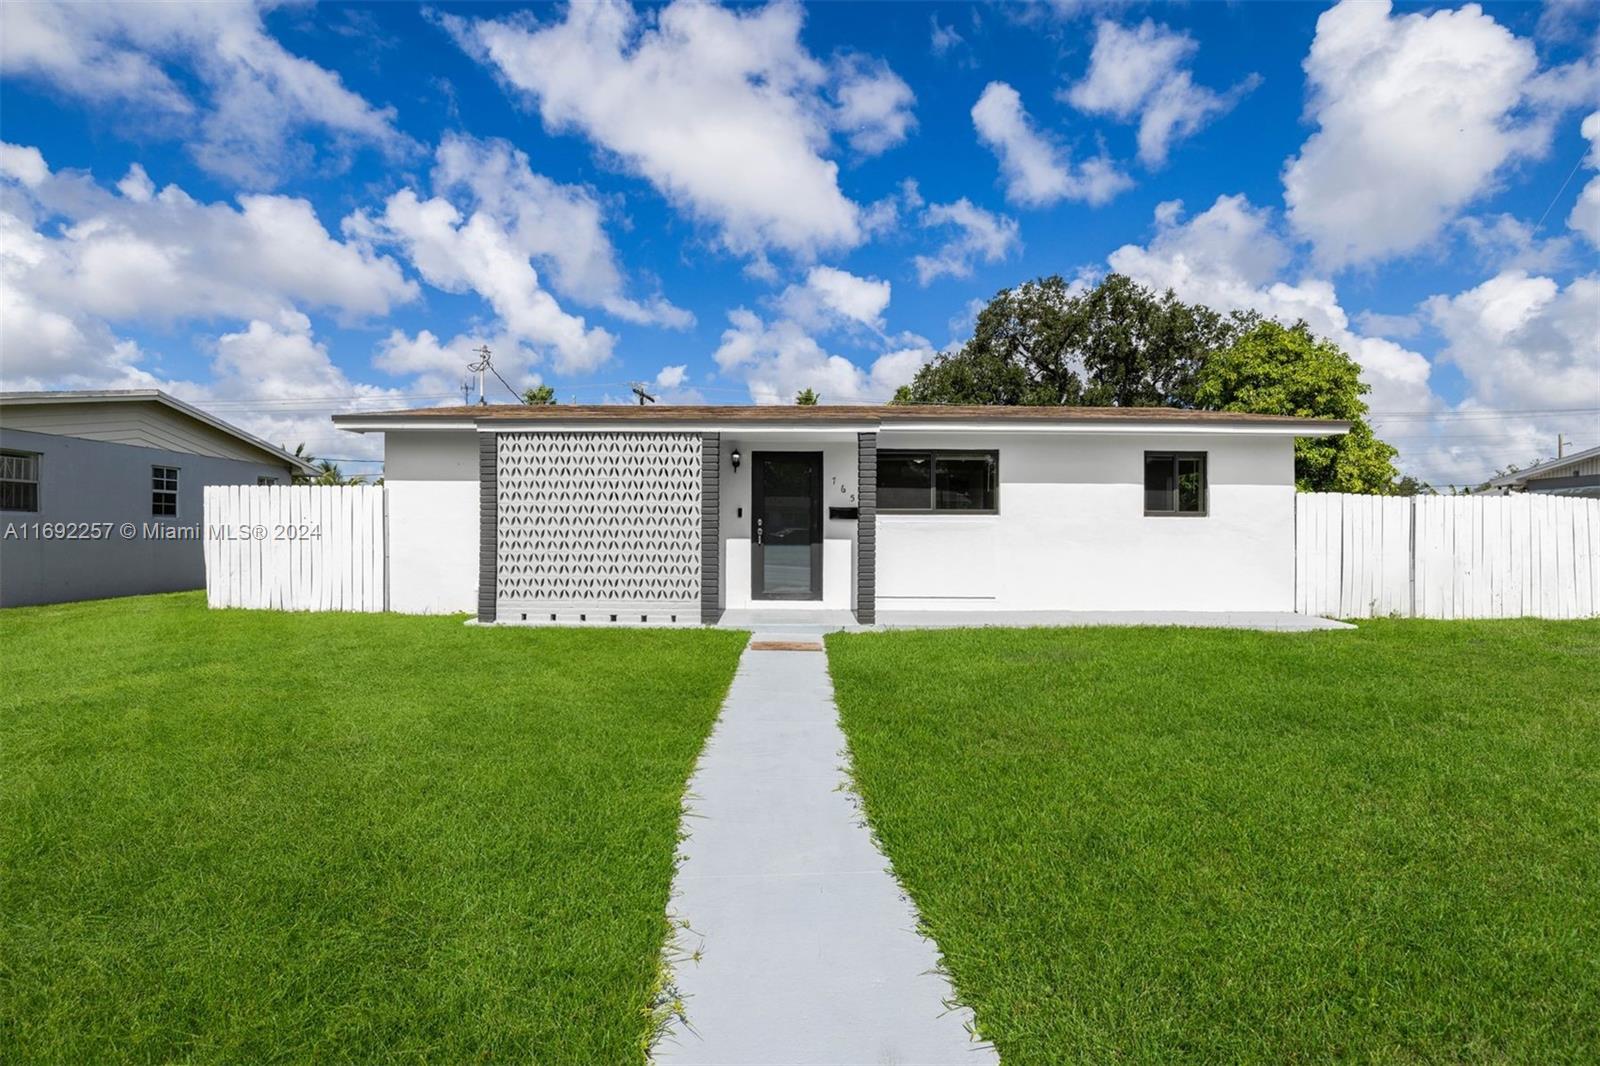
[0,389,319,475]
[333,403,1349,435]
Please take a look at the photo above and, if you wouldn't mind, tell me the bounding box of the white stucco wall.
[874,431,1297,612]
[384,429,478,614]
[374,425,1299,617]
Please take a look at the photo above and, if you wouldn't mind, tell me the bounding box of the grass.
[0,592,747,1064]
[826,620,1600,1064]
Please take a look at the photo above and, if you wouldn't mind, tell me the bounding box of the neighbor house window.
[257,476,279,486]
[1,451,39,512]
[1145,452,1207,515]
[152,466,179,516]
[879,450,998,513]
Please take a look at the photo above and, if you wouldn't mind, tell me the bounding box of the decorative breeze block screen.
[497,432,702,613]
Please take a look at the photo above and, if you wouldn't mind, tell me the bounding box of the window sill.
[1144,511,1209,518]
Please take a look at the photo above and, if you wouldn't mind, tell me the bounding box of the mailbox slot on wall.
[828,506,859,521]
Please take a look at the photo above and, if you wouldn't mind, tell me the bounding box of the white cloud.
[1284,0,1582,269]
[1568,111,1600,247]
[912,198,1021,284]
[1425,270,1600,412]
[1354,310,1422,340]
[971,82,1131,207]
[778,265,891,330]
[0,144,416,387]
[712,307,934,403]
[451,0,889,259]
[1064,20,1256,168]
[1417,271,1600,482]
[929,16,964,57]
[0,1,410,187]
[1455,213,1574,273]
[832,54,916,156]
[430,133,692,328]
[1106,195,1434,419]
[1103,192,1600,484]
[0,143,49,188]
[654,364,689,390]
[348,189,615,374]
[203,312,413,456]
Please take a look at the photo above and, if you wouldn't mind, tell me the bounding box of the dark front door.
[752,452,823,601]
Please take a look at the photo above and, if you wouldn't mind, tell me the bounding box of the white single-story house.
[332,404,1347,624]
[1,390,316,607]
[1483,444,1600,498]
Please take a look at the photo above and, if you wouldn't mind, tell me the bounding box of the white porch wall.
[718,435,859,611]
[875,431,1296,612]
[385,429,478,614]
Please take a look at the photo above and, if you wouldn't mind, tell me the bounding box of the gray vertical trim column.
[478,431,497,624]
[856,432,877,624]
[701,433,722,625]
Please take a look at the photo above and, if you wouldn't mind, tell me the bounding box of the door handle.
[756,517,763,545]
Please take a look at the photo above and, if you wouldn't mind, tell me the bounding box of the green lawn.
[0,593,747,1064]
[827,620,1600,1064]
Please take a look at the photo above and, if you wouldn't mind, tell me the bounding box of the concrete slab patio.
[875,609,1355,632]
[714,608,1353,633]
[654,635,996,1066]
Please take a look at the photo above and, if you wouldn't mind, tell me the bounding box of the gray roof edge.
[0,389,319,475]
[1484,442,1600,486]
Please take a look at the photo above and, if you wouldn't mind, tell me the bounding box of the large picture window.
[1145,452,1207,516]
[1,451,39,512]
[879,450,998,513]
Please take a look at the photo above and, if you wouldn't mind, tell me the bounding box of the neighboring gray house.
[1484,444,1600,498]
[0,390,315,607]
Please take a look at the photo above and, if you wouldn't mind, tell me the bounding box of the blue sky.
[1,0,1596,483]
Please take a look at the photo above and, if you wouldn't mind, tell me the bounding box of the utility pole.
[1558,433,1567,459]
[460,378,472,405]
[630,382,657,406]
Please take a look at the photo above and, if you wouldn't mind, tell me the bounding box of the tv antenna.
[467,344,521,405]
[630,382,657,406]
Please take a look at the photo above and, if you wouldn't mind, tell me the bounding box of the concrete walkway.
[654,633,996,1066]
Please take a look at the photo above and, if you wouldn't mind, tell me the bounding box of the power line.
[1531,147,1591,233]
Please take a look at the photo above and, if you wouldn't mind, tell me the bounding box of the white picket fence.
[202,485,1597,620]
[1296,493,1600,619]
[203,484,386,611]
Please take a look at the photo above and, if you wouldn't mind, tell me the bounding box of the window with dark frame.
[1144,452,1207,515]
[1,451,39,512]
[152,466,179,517]
[257,476,279,486]
[878,450,998,513]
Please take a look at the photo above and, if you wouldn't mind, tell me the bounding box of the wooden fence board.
[1296,493,1599,620]
[203,485,385,612]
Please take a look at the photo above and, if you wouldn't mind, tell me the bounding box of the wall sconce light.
[730,448,742,472]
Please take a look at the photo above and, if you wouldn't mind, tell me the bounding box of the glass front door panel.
[754,454,821,600]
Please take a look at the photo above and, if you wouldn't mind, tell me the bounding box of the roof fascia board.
[336,415,1345,437]
[472,422,879,435]
[333,418,480,432]
[3,389,318,475]
[881,420,1348,436]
